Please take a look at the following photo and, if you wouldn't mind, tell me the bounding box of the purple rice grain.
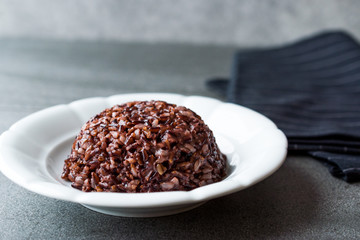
[61,100,227,192]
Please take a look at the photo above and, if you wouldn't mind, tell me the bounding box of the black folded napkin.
[207,31,360,182]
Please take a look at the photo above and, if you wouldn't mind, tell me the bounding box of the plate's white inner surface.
[46,136,76,187]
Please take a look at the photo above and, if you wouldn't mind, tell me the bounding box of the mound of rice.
[61,100,227,192]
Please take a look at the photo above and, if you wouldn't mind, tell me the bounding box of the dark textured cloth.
[207,31,360,182]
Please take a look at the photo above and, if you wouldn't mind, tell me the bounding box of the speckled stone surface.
[0,40,359,240]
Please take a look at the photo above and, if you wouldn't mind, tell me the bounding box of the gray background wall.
[1,0,360,46]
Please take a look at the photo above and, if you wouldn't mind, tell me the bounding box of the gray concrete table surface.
[0,39,359,240]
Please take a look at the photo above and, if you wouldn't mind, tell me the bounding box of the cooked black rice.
[61,100,227,192]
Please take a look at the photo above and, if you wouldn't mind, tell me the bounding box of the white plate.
[0,93,287,217]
